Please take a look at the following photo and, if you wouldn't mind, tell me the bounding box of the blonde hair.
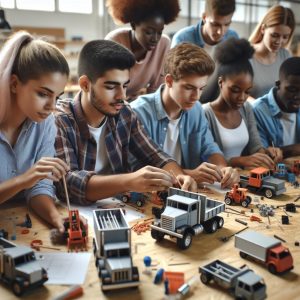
[249,5,295,47]
[0,31,69,124]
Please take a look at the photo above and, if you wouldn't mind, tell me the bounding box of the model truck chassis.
[93,209,139,291]
[199,259,266,300]
[151,188,225,250]
[0,238,48,296]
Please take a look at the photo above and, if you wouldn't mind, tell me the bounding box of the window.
[0,0,14,9]
[58,0,92,14]
[179,0,203,18]
[16,0,55,11]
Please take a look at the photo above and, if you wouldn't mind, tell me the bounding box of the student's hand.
[220,167,240,189]
[265,147,283,163]
[242,153,275,170]
[128,166,176,192]
[19,157,69,189]
[176,174,197,192]
[187,162,223,184]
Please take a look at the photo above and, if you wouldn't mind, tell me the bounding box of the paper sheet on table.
[59,197,145,224]
[36,252,91,285]
[203,182,230,194]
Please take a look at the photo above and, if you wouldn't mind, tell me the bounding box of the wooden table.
[0,182,299,300]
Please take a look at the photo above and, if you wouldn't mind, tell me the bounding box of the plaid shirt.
[54,92,173,205]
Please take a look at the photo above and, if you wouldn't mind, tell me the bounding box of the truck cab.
[0,241,48,296]
[266,244,294,274]
[235,272,266,300]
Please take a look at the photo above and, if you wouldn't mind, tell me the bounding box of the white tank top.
[215,118,249,160]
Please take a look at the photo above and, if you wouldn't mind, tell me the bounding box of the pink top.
[105,28,170,99]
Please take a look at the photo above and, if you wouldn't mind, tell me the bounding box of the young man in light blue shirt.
[131,43,239,188]
[252,57,300,158]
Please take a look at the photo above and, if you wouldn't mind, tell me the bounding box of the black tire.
[239,251,247,259]
[264,188,273,199]
[268,264,277,274]
[136,200,143,207]
[177,232,192,250]
[204,218,218,233]
[225,197,232,205]
[246,196,252,204]
[151,229,164,241]
[241,200,249,208]
[122,195,129,203]
[216,216,224,229]
[200,273,212,284]
[12,280,24,297]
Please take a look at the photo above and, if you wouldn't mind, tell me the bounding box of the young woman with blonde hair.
[0,31,70,232]
[249,5,295,99]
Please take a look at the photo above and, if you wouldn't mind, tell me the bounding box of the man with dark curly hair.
[105,0,180,101]
[54,40,196,205]
[131,43,240,188]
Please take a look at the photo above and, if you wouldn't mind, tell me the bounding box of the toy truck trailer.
[0,238,48,296]
[239,167,286,198]
[93,208,139,291]
[235,231,293,274]
[199,260,266,300]
[151,188,225,250]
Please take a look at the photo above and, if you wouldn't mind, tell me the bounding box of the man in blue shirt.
[131,43,239,188]
[252,57,300,158]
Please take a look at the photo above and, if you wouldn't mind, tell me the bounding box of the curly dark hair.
[106,0,180,25]
[215,38,254,78]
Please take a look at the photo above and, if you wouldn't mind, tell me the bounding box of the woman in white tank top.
[203,38,282,169]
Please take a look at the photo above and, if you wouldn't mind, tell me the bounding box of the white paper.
[36,252,91,285]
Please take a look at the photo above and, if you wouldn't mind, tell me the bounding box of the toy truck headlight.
[23,281,30,287]
[176,228,183,234]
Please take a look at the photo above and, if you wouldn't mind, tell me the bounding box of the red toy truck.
[224,184,252,207]
[235,231,293,274]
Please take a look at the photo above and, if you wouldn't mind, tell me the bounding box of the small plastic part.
[154,268,164,284]
[295,241,299,246]
[143,256,152,275]
[281,215,289,225]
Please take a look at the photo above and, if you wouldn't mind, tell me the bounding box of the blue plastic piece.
[143,256,152,267]
[153,268,164,284]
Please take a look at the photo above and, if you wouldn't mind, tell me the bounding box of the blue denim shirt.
[0,115,57,201]
[130,85,222,169]
[171,20,239,48]
[252,87,300,147]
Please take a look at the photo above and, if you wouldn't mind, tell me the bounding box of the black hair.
[78,40,135,83]
[279,57,300,79]
[215,38,254,79]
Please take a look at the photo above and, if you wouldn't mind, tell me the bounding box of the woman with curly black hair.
[203,38,282,169]
[105,0,180,100]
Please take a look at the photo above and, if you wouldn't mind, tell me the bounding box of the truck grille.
[162,216,174,231]
[113,270,129,282]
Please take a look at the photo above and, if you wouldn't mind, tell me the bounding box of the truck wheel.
[239,251,248,259]
[268,264,277,274]
[216,216,224,228]
[204,218,218,233]
[200,273,212,284]
[225,197,232,205]
[122,195,129,203]
[136,200,143,207]
[241,200,249,208]
[12,280,24,296]
[264,188,273,198]
[177,232,192,250]
[151,229,164,241]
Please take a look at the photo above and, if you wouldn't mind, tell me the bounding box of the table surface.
[0,179,299,300]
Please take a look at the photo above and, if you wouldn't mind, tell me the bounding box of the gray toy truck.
[93,208,139,291]
[235,231,293,274]
[151,188,225,249]
[0,237,48,296]
[199,259,267,300]
[239,167,286,198]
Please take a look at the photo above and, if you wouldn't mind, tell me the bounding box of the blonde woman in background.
[249,5,295,99]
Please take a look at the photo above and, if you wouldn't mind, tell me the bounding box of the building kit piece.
[93,208,139,291]
[151,188,225,250]
[199,259,266,300]
[273,163,296,183]
[117,192,149,207]
[239,167,286,198]
[224,184,252,207]
[235,230,293,274]
[0,237,48,296]
[257,204,275,217]
[219,227,249,242]
[163,271,184,295]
